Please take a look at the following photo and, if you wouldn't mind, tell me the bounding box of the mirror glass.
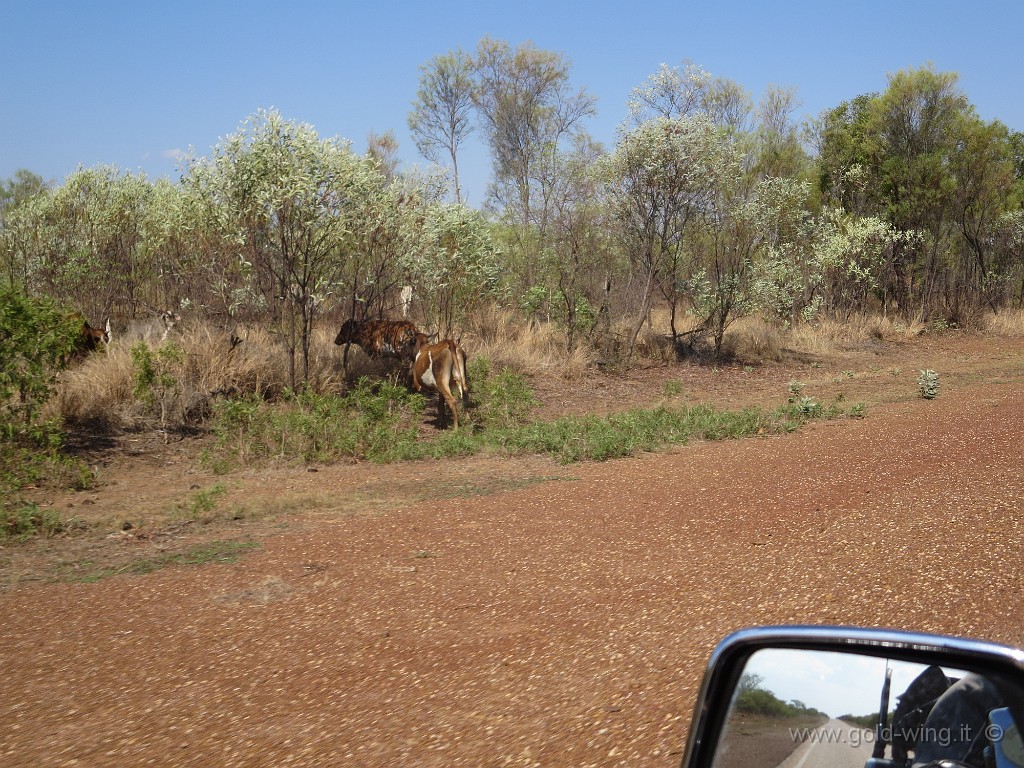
[710,648,1024,768]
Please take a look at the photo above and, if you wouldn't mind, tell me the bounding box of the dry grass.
[462,304,595,379]
[983,308,1024,336]
[48,321,351,432]
[43,306,1024,433]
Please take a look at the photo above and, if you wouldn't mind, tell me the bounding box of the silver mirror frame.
[680,625,1024,768]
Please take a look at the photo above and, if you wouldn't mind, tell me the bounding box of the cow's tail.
[453,344,469,405]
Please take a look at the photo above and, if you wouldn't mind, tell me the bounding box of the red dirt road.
[2,345,1023,767]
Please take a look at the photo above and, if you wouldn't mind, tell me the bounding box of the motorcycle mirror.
[680,626,1024,768]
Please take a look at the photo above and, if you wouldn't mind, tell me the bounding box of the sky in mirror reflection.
[743,649,969,718]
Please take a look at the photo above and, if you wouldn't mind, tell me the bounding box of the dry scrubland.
[8,305,1021,575]
[48,306,1003,434]
[1,310,1022,767]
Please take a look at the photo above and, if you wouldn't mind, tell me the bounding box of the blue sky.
[745,648,969,719]
[3,0,1022,207]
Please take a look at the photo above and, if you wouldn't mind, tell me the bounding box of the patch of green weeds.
[205,379,426,468]
[1,502,66,541]
[204,362,866,470]
[490,403,781,464]
[468,359,539,430]
[1,422,93,541]
[175,483,230,522]
[63,540,260,583]
[662,380,685,397]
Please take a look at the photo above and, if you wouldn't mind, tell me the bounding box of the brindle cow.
[64,312,110,355]
[410,332,469,429]
[334,318,419,360]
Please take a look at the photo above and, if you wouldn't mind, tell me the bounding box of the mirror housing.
[680,626,1024,768]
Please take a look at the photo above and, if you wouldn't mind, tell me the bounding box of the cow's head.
[80,318,111,351]
[397,325,419,357]
[334,319,360,346]
[160,310,181,330]
[411,331,433,357]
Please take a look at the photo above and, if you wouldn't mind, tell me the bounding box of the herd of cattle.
[333,318,470,429]
[71,314,470,429]
[75,310,180,352]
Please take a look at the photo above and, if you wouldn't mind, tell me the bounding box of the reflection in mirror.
[710,649,1024,768]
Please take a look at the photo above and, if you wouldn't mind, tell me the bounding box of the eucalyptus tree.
[544,134,619,351]
[812,93,878,215]
[687,155,767,357]
[407,49,475,204]
[400,199,502,339]
[187,109,382,387]
[746,177,818,325]
[815,66,1020,319]
[598,114,737,357]
[814,210,911,317]
[751,85,810,181]
[949,118,1021,311]
[340,171,431,324]
[1000,211,1024,307]
[862,65,972,317]
[145,175,243,320]
[627,61,753,133]
[472,36,596,284]
[747,179,912,324]
[366,130,400,180]
[0,166,154,320]
[0,169,47,232]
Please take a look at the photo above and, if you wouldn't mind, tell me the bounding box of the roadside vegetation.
[54,540,260,583]
[2,40,1023,544]
[202,359,862,470]
[713,673,831,768]
[733,673,828,721]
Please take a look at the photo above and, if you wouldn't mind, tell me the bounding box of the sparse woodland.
[2,41,1023,528]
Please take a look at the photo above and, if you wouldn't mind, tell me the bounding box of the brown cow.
[334,318,419,360]
[64,312,110,354]
[410,332,469,429]
[60,314,110,365]
[80,318,111,351]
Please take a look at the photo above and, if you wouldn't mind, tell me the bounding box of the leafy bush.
[206,379,427,468]
[0,289,80,431]
[0,290,93,530]
[490,403,793,464]
[468,357,539,430]
[131,341,184,427]
[917,369,940,399]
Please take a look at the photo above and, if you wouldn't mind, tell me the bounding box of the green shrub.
[131,341,183,426]
[490,403,781,464]
[0,291,95,531]
[0,289,80,430]
[206,379,427,467]
[469,360,539,430]
[917,369,940,399]
[1,501,66,540]
[206,364,862,469]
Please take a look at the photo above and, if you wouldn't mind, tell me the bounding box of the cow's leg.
[438,389,459,429]
[436,392,449,428]
[438,356,461,429]
[436,375,460,429]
